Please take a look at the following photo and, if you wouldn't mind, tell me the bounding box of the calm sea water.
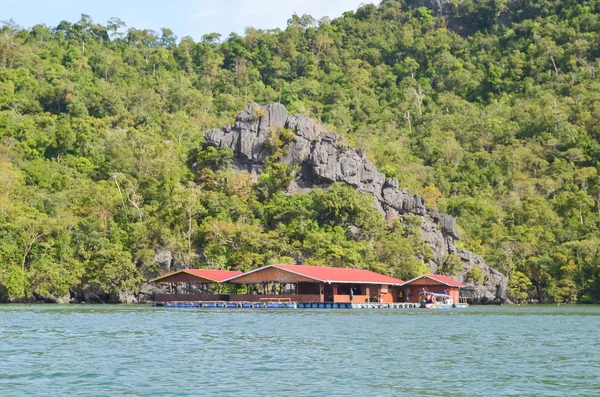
[1,305,599,397]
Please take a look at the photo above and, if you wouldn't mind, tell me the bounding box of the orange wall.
[333,285,400,303]
[335,294,368,303]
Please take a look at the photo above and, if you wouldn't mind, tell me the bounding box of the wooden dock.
[153,300,420,309]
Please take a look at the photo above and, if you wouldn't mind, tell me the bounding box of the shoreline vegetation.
[3,0,600,304]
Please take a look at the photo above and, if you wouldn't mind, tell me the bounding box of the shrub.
[441,254,462,275]
[467,267,484,285]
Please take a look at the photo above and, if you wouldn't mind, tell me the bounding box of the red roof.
[225,264,404,285]
[402,274,465,287]
[149,269,242,283]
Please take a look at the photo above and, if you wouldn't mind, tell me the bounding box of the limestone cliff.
[204,104,508,303]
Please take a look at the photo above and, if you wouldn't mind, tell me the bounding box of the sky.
[3,0,376,41]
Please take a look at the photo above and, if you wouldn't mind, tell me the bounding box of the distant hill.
[1,0,600,303]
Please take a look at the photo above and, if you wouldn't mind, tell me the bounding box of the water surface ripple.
[1,305,599,396]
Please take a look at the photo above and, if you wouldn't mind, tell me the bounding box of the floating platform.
[153,301,420,309]
[155,301,297,309]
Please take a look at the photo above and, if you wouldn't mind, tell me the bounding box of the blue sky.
[4,0,375,41]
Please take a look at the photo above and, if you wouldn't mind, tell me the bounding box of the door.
[324,283,334,302]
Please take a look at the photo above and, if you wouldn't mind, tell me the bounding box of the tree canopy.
[3,0,600,302]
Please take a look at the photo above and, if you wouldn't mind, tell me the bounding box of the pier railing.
[259,297,292,303]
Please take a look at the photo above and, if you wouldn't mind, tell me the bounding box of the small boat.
[419,292,468,309]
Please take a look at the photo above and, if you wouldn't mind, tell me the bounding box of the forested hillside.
[2,0,600,303]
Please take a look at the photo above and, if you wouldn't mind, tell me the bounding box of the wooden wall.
[228,267,316,283]
[229,294,322,302]
[154,273,214,283]
[154,294,229,302]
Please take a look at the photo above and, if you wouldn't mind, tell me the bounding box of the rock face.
[455,250,509,304]
[137,282,168,303]
[205,104,509,303]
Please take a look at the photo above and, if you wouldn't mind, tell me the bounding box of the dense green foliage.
[3,0,600,302]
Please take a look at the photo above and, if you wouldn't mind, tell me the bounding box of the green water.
[1,305,599,396]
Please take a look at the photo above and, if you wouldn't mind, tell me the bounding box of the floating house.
[149,264,404,304]
[401,274,465,304]
[149,269,242,303]
[149,266,467,306]
[223,264,404,303]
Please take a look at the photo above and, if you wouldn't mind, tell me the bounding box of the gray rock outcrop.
[153,249,175,272]
[455,249,509,304]
[205,103,508,303]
